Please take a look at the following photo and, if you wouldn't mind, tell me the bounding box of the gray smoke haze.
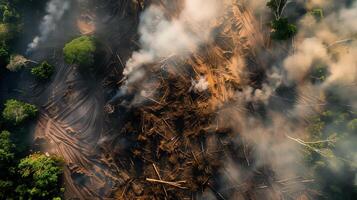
[210,0,357,198]
[284,1,357,107]
[27,0,71,53]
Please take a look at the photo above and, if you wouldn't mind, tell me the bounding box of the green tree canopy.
[305,107,357,199]
[270,18,297,40]
[0,23,10,40]
[267,0,287,18]
[0,130,14,164]
[0,2,20,23]
[0,40,9,67]
[16,153,64,199]
[0,130,15,199]
[0,23,11,68]
[63,36,96,68]
[2,99,38,125]
[31,61,54,80]
[0,0,22,70]
[266,0,297,40]
[0,179,14,199]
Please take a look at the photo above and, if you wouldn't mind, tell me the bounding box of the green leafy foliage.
[267,0,287,17]
[0,1,21,40]
[31,61,54,80]
[63,36,96,68]
[0,130,15,199]
[266,0,297,40]
[270,18,297,40]
[0,23,10,69]
[0,1,65,199]
[0,179,14,199]
[310,8,324,20]
[0,3,20,23]
[0,0,22,70]
[0,40,8,67]
[0,130,14,163]
[2,99,38,125]
[16,153,64,199]
[310,65,328,84]
[0,23,10,40]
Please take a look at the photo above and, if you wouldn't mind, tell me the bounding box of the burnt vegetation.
[0,0,357,200]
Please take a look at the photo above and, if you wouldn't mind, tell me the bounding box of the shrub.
[31,61,54,80]
[63,36,96,68]
[2,99,38,125]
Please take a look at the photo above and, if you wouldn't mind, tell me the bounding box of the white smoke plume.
[190,76,209,93]
[27,0,71,53]
[124,0,223,77]
[109,0,223,103]
[284,37,328,82]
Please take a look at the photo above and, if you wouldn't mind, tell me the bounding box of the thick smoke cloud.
[27,0,71,53]
[283,1,357,107]
[284,38,328,82]
[210,0,357,198]
[110,0,223,103]
[124,0,222,78]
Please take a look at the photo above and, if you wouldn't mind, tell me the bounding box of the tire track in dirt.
[34,64,122,199]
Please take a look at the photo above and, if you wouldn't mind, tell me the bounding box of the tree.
[267,0,297,40]
[2,99,38,125]
[0,1,21,70]
[267,0,287,19]
[0,130,14,163]
[310,65,328,84]
[0,23,10,41]
[270,17,297,40]
[16,153,64,199]
[31,61,54,80]
[0,3,20,23]
[63,36,96,68]
[0,1,21,41]
[0,130,15,199]
[0,40,9,67]
[304,107,357,200]
[0,179,14,199]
